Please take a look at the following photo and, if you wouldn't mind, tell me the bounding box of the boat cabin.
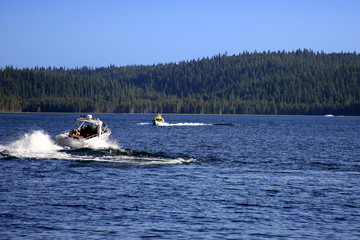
[69,115,107,139]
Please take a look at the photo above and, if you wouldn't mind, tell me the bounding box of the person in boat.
[71,129,84,139]
[155,114,163,121]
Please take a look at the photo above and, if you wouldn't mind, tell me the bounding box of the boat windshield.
[71,116,103,138]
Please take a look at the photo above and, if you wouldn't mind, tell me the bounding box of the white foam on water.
[84,138,120,150]
[155,122,211,126]
[0,130,198,165]
[137,122,151,126]
[1,130,69,159]
[73,154,198,166]
[137,121,211,127]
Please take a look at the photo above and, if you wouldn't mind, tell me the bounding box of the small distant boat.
[152,114,165,126]
[324,114,334,117]
[55,115,111,149]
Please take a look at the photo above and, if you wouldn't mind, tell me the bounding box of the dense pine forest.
[1,49,360,115]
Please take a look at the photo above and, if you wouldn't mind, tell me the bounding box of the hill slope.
[1,49,360,115]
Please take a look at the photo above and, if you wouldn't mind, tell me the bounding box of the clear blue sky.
[1,0,359,69]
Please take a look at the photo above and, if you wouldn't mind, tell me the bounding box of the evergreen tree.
[1,50,359,115]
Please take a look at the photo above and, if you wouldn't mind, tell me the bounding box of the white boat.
[55,115,111,149]
[152,114,165,126]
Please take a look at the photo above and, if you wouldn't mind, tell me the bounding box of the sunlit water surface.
[0,113,359,239]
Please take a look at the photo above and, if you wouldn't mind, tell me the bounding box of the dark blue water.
[1,113,360,239]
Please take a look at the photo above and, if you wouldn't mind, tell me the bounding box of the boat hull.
[153,119,165,126]
[55,132,110,149]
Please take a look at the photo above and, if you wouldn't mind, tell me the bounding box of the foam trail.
[85,138,120,150]
[137,122,151,126]
[2,130,68,159]
[72,154,198,166]
[155,122,211,126]
[0,130,197,166]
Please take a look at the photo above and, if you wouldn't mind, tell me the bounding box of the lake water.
[0,113,359,239]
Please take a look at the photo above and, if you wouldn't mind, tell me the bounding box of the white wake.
[0,130,66,159]
[0,130,196,165]
[137,122,211,126]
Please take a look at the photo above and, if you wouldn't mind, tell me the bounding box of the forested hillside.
[1,49,360,115]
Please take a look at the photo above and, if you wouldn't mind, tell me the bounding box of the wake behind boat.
[55,115,111,149]
[152,114,165,126]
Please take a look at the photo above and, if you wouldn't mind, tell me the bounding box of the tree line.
[1,49,360,115]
